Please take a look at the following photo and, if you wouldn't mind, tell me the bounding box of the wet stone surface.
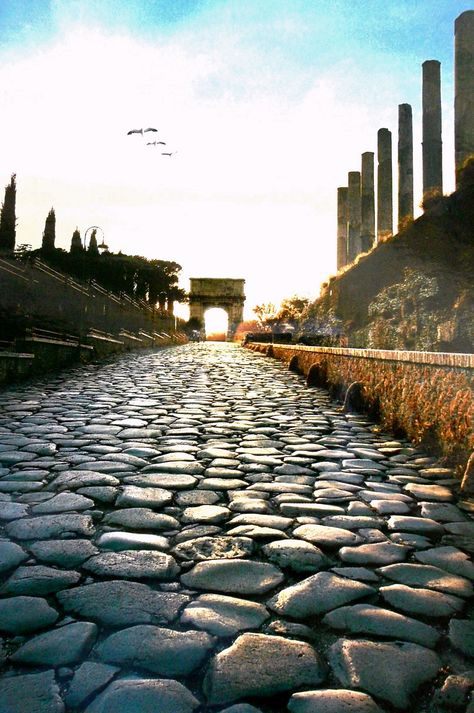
[0,342,473,712]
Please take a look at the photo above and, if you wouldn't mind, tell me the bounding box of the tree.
[87,229,99,256]
[70,228,83,254]
[277,295,310,328]
[42,208,56,252]
[0,174,17,253]
[253,303,279,331]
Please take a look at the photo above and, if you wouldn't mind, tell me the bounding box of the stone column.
[347,171,361,263]
[377,128,393,241]
[422,60,443,197]
[398,103,414,230]
[361,152,375,252]
[337,187,348,270]
[455,11,474,186]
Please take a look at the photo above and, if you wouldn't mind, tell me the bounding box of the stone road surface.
[0,342,474,713]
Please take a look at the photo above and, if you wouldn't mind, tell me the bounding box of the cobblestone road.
[1,343,474,713]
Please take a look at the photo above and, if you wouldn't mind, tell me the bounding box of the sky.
[0,0,471,329]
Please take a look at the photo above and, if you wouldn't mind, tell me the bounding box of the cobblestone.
[0,342,473,711]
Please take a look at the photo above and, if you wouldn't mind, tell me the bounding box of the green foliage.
[0,174,17,252]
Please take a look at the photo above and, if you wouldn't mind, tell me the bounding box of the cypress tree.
[42,207,56,252]
[0,174,17,253]
[70,227,83,254]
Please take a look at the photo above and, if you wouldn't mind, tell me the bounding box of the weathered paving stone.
[82,550,179,579]
[173,535,254,561]
[338,541,411,565]
[294,524,361,548]
[380,583,464,617]
[386,515,445,536]
[31,492,94,513]
[96,531,170,551]
[261,539,329,572]
[103,507,179,530]
[414,546,474,580]
[203,633,326,704]
[0,502,29,520]
[125,473,198,489]
[182,504,231,524]
[96,625,213,675]
[142,461,204,475]
[65,662,119,709]
[0,540,28,572]
[181,559,284,594]
[180,593,269,636]
[329,638,442,709]
[228,513,294,530]
[323,603,439,647]
[199,477,248,490]
[378,562,474,597]
[332,567,380,583]
[419,501,467,521]
[449,619,474,657]
[11,621,97,666]
[267,572,375,619]
[29,539,99,566]
[48,470,121,489]
[280,503,345,517]
[6,513,94,540]
[115,484,173,509]
[287,689,384,713]
[1,565,81,595]
[321,516,384,530]
[57,579,190,625]
[0,596,59,633]
[84,678,199,713]
[404,483,455,501]
[0,670,64,713]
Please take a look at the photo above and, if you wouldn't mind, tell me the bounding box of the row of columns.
[337,10,474,271]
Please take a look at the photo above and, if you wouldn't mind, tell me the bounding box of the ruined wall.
[245,342,474,471]
[304,171,474,353]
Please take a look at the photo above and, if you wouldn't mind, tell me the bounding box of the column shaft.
[422,60,443,196]
[337,187,348,270]
[377,128,393,241]
[361,152,375,251]
[347,171,361,263]
[398,103,414,230]
[455,11,474,186]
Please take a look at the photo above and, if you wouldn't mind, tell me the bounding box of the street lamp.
[84,226,108,252]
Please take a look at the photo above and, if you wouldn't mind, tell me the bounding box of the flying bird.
[162,151,177,156]
[127,127,158,136]
[147,141,166,146]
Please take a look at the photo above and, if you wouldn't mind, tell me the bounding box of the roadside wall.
[245,342,474,470]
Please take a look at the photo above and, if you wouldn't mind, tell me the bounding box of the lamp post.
[83,226,108,252]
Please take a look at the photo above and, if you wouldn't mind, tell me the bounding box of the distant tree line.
[0,174,186,310]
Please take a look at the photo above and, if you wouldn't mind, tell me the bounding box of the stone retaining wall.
[245,343,474,470]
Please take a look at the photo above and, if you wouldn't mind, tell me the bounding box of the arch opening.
[204,308,229,341]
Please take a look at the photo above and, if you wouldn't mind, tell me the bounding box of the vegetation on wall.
[247,343,473,470]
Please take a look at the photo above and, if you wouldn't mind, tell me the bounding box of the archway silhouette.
[189,278,246,341]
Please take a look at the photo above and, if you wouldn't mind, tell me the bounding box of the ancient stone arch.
[189,278,245,340]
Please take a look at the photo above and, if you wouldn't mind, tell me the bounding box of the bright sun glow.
[0,1,462,318]
[205,308,228,338]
